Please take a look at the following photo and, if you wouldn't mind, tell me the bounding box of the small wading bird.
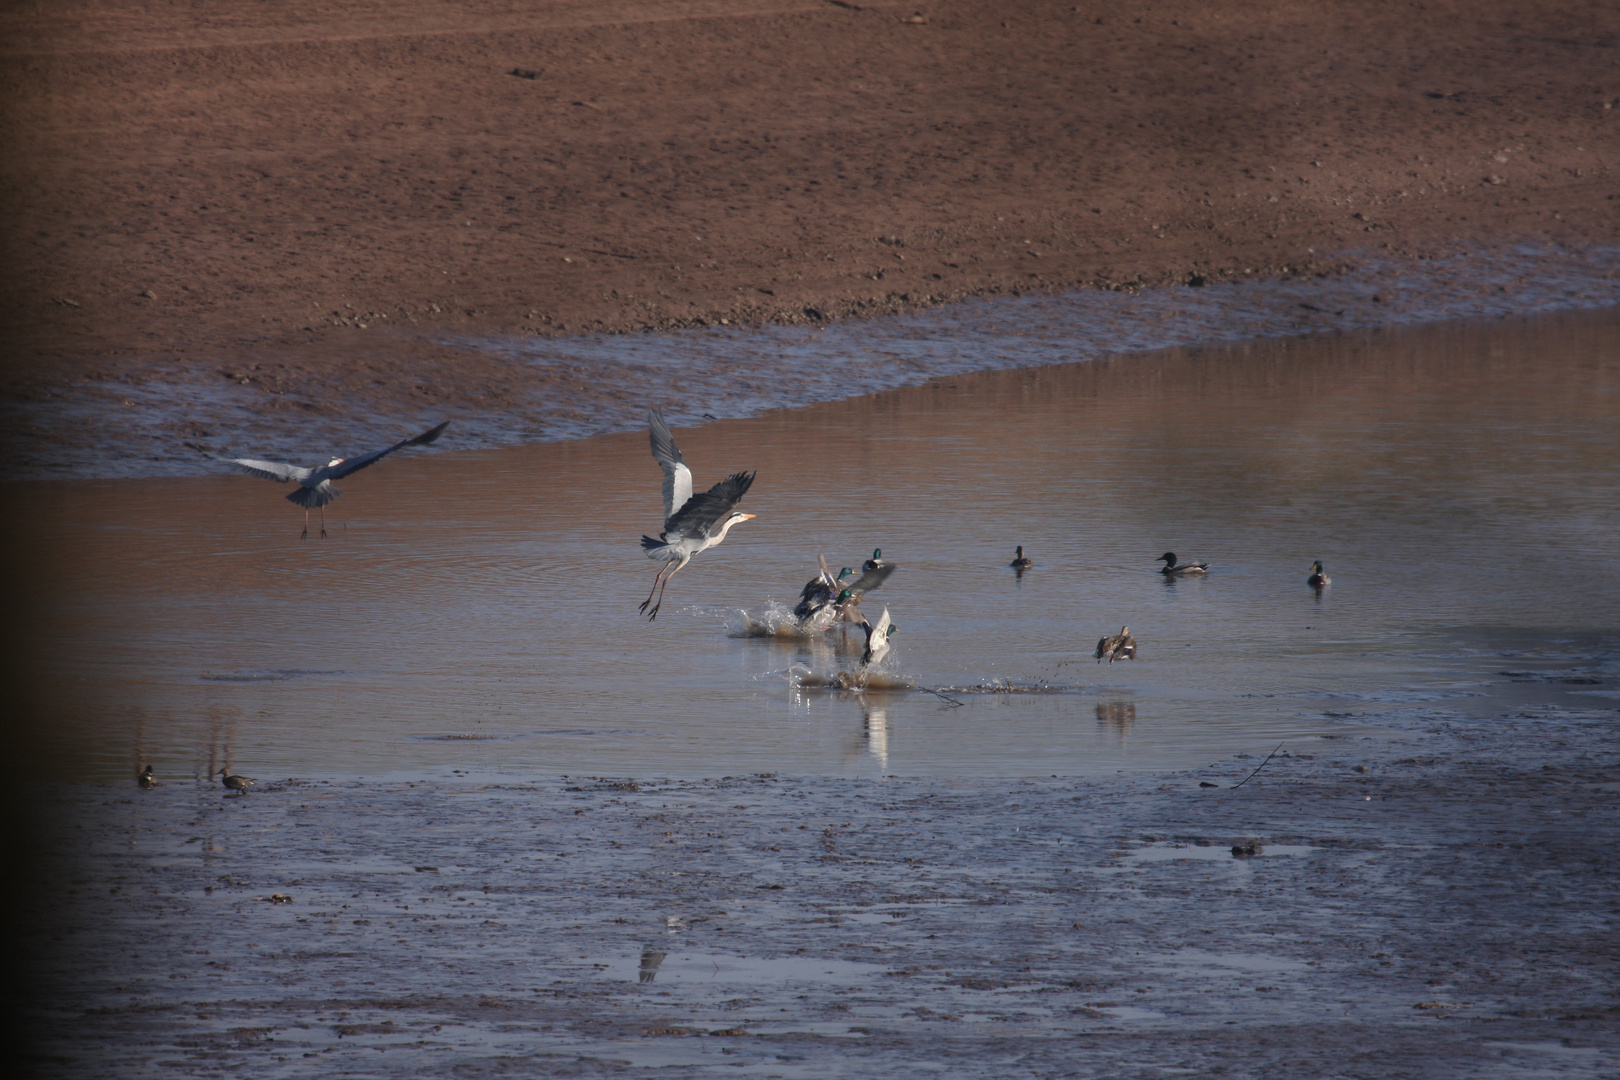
[1010,546,1033,571]
[1157,552,1210,576]
[217,767,256,793]
[1095,626,1137,664]
[1307,560,1331,588]
[218,421,449,538]
[640,408,756,620]
[137,765,157,789]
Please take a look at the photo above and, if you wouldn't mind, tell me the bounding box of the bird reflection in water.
[638,949,667,984]
[1096,700,1137,740]
[861,699,889,772]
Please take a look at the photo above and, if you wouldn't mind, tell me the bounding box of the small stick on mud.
[1231,742,1285,790]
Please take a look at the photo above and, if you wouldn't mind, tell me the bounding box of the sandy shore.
[17,672,1619,1077]
[3,0,1618,437]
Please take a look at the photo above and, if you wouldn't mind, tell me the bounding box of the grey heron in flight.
[640,408,756,621]
[1095,626,1137,664]
[219,421,449,538]
[1307,561,1331,588]
[1157,552,1209,576]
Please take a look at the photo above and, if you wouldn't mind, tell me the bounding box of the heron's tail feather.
[287,484,340,508]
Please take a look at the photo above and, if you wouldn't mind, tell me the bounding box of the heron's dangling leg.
[300,508,311,541]
[644,560,688,621]
[319,504,328,539]
[638,564,671,615]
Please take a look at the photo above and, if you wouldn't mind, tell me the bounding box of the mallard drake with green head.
[1010,546,1033,571]
[1307,560,1330,587]
[1157,552,1209,576]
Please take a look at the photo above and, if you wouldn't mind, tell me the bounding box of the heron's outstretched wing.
[663,471,754,539]
[647,408,693,522]
[222,457,313,484]
[842,562,895,597]
[313,421,450,482]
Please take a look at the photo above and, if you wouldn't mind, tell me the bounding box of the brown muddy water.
[9,309,1620,784]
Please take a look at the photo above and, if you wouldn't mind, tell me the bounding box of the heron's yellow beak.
[740,513,757,520]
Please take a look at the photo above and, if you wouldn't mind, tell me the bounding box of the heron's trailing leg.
[300,508,311,541]
[638,565,669,615]
[319,505,328,539]
[642,561,687,621]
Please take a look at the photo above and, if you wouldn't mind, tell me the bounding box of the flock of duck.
[157,408,1333,792]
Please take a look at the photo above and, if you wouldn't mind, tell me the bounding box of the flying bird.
[1157,552,1209,576]
[640,408,756,620]
[860,607,896,667]
[1095,626,1137,664]
[1307,561,1331,588]
[218,421,449,538]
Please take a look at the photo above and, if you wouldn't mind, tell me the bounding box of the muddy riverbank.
[4,0,1619,450]
[17,673,1620,1078]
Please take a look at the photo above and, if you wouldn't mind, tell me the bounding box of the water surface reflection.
[11,310,1619,781]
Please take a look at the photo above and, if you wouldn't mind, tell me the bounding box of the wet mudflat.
[23,694,1620,1078]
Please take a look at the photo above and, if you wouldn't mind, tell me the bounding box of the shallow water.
[10,308,1620,782]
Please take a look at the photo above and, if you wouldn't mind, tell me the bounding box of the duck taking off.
[1157,552,1209,576]
[218,420,449,538]
[1095,626,1137,664]
[640,408,756,621]
[1307,561,1331,588]
[860,607,896,666]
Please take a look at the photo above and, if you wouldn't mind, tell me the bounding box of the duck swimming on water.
[1307,560,1331,588]
[1157,552,1209,576]
[1010,546,1033,571]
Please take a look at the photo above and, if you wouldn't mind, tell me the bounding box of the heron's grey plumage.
[638,409,756,620]
[647,408,694,523]
[218,420,449,534]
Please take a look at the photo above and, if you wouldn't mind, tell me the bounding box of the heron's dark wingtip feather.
[409,420,450,446]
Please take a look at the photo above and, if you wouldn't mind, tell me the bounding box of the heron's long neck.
[709,516,744,544]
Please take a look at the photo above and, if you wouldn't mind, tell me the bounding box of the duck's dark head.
[1158,552,1177,565]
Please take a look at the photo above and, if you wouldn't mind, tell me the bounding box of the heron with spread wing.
[640,408,756,621]
[218,421,449,538]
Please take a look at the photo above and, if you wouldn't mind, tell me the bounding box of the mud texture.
[4,0,1619,430]
[19,692,1620,1077]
